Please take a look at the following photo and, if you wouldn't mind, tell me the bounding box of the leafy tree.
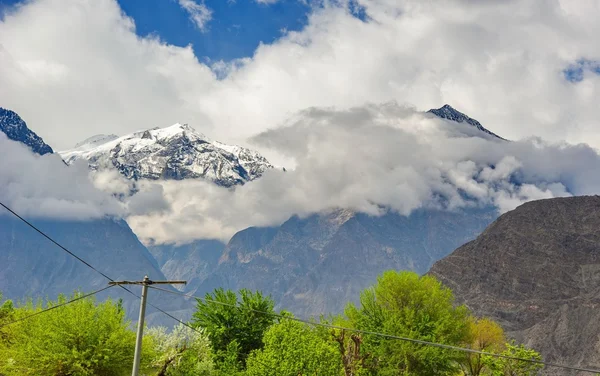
[191,288,275,368]
[460,317,506,376]
[482,341,543,376]
[345,271,471,376]
[0,291,154,376]
[148,323,214,376]
[246,314,342,376]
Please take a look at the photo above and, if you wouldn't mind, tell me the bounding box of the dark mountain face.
[429,196,600,375]
[0,107,54,155]
[0,215,186,324]
[158,207,496,318]
[428,104,505,140]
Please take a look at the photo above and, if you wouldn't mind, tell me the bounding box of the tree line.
[0,271,542,375]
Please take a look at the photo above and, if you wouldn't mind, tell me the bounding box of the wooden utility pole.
[109,276,187,376]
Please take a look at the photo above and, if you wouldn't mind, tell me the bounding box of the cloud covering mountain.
[122,103,600,245]
[0,133,123,220]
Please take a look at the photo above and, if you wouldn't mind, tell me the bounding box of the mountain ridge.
[60,123,273,187]
[0,107,54,155]
[428,104,506,140]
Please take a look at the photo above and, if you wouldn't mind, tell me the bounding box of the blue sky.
[123,0,314,62]
[0,0,315,62]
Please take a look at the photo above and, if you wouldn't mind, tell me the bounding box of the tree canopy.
[0,292,154,376]
[345,271,471,375]
[191,288,275,369]
[246,314,342,376]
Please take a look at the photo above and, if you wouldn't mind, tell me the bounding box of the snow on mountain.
[73,134,119,151]
[59,123,273,187]
[428,104,505,140]
[0,107,54,155]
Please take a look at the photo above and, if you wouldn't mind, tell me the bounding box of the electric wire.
[0,202,114,282]
[148,285,600,375]
[0,201,192,327]
[0,285,114,329]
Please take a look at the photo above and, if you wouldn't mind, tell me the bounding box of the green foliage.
[191,288,275,368]
[0,291,154,376]
[148,323,214,376]
[345,271,471,376]
[482,341,543,376]
[0,294,15,346]
[246,314,343,376]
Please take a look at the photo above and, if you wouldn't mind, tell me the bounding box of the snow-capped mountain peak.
[60,123,273,187]
[428,104,505,140]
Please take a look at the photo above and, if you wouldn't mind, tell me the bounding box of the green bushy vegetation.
[0,272,543,375]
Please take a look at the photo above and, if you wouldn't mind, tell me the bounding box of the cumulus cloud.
[123,104,600,245]
[178,0,212,31]
[0,0,599,157]
[0,134,123,220]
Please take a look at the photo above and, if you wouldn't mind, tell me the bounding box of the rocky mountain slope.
[428,104,506,140]
[59,123,273,187]
[0,107,53,155]
[429,196,600,375]
[152,207,497,318]
[0,215,185,322]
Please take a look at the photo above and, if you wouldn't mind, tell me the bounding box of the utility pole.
[109,276,187,376]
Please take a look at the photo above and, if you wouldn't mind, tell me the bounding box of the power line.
[0,202,114,282]
[147,285,600,375]
[0,285,114,329]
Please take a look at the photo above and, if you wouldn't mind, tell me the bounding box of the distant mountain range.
[0,106,506,316]
[0,104,507,324]
[59,123,273,187]
[429,196,600,375]
[153,207,496,318]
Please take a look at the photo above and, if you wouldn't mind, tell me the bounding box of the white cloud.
[178,0,212,31]
[122,104,600,245]
[0,134,123,220]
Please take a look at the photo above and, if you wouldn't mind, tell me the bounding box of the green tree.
[148,323,214,376]
[0,291,154,376]
[345,271,471,376]
[482,341,543,376]
[0,293,15,346]
[246,314,342,376]
[191,288,275,369]
[460,317,506,376]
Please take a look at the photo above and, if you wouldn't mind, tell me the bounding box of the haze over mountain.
[429,196,600,375]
